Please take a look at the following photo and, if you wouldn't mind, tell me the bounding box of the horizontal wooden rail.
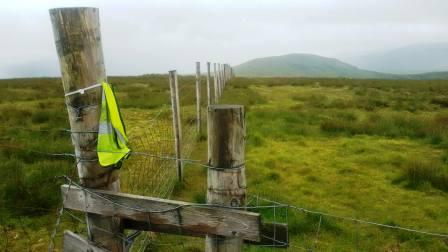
[61,185,262,242]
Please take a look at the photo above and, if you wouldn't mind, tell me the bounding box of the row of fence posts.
[196,62,233,133]
[170,62,234,182]
[50,7,248,252]
[169,63,241,251]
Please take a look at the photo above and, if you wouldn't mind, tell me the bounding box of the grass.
[1,76,448,250]
[179,77,448,251]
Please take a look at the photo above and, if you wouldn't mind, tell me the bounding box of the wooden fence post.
[207,62,212,106]
[218,64,221,96]
[224,64,227,82]
[195,62,202,134]
[217,63,221,99]
[213,63,219,103]
[169,70,183,181]
[205,105,246,252]
[50,7,124,251]
[220,64,224,96]
[221,64,225,93]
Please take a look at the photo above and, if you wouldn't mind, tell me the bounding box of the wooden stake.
[218,64,221,96]
[213,63,219,103]
[216,63,221,99]
[195,62,201,134]
[224,64,227,82]
[220,64,224,96]
[50,7,123,251]
[206,62,212,106]
[220,64,225,94]
[169,70,183,181]
[206,105,246,252]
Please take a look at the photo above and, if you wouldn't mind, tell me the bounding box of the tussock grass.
[397,160,448,191]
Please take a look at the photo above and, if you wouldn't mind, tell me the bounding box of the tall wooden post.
[224,64,226,82]
[216,63,220,99]
[50,7,123,251]
[221,64,225,92]
[169,70,183,181]
[219,64,223,97]
[222,64,225,86]
[195,62,202,134]
[206,62,212,106]
[213,63,219,103]
[205,105,246,252]
[224,64,227,82]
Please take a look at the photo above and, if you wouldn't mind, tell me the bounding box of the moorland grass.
[1,76,448,250]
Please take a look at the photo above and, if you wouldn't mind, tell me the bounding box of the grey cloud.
[1,0,447,78]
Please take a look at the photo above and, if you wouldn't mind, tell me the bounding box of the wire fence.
[0,72,207,251]
[2,143,448,251]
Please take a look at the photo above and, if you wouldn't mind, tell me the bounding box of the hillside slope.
[234,53,448,79]
[233,54,394,78]
[345,42,448,74]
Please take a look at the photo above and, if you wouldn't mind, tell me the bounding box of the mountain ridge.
[343,42,448,74]
[233,53,448,79]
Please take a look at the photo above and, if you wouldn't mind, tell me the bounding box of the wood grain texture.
[63,230,107,252]
[206,105,246,251]
[61,185,261,242]
[50,8,123,251]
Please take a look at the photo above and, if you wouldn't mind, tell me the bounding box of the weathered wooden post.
[221,64,225,92]
[213,63,219,103]
[222,64,225,91]
[206,62,212,106]
[222,64,225,85]
[50,7,124,251]
[216,63,221,99]
[205,105,246,252]
[220,64,224,96]
[224,64,227,82]
[195,62,202,134]
[169,70,183,181]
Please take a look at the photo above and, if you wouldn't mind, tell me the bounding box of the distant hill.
[233,53,448,79]
[402,71,448,80]
[344,42,448,74]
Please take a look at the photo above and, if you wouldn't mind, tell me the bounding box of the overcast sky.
[1,0,447,78]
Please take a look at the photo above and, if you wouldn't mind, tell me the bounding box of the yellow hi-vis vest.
[97,82,130,167]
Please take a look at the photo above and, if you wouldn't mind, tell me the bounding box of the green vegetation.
[180,77,448,251]
[1,76,448,251]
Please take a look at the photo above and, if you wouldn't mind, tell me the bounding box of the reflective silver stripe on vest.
[98,122,113,134]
